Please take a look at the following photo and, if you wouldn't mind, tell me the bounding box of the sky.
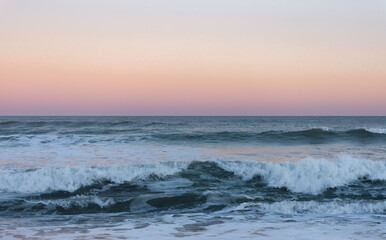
[0,0,385,116]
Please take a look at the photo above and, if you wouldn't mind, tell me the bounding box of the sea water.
[0,116,385,239]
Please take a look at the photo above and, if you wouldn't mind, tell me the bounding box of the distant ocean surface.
[0,116,385,239]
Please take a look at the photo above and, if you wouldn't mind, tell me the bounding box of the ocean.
[0,116,385,239]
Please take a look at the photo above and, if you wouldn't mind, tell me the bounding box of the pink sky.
[1,0,385,115]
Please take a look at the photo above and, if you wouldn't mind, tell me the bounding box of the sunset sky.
[1,0,385,115]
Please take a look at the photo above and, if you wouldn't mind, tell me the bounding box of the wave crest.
[1,156,385,195]
[217,156,386,194]
[365,128,386,134]
[0,162,189,193]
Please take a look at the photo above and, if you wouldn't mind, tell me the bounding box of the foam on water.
[366,128,386,134]
[234,200,386,214]
[1,156,384,195]
[0,117,385,239]
[0,162,189,193]
[217,155,386,194]
[25,195,116,209]
[1,210,385,240]
[27,194,384,215]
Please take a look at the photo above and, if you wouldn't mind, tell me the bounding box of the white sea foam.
[25,195,116,209]
[234,200,386,214]
[0,162,189,193]
[216,155,386,194]
[319,126,331,131]
[1,206,385,240]
[1,156,385,195]
[365,128,386,134]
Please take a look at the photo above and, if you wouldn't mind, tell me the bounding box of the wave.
[0,162,189,193]
[57,129,141,135]
[234,200,386,214]
[2,127,384,145]
[1,121,384,145]
[0,156,384,195]
[1,156,385,216]
[110,120,136,126]
[365,128,386,134]
[154,128,386,144]
[216,155,386,194]
[0,119,183,129]
[21,193,205,214]
[24,195,117,210]
[0,121,19,126]
[19,195,385,215]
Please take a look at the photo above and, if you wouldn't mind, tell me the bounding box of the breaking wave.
[0,162,189,193]
[1,156,384,195]
[216,155,386,194]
